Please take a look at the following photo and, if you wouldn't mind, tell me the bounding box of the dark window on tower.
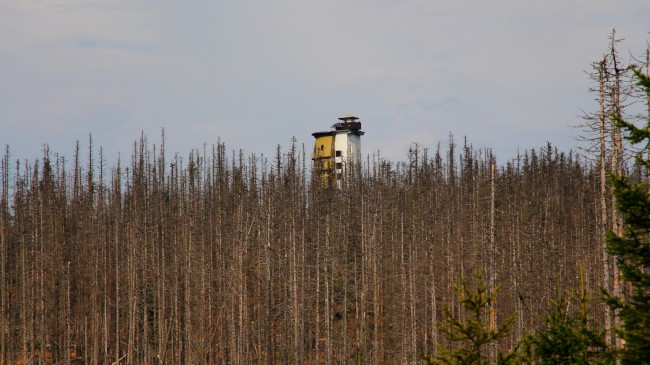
[335,150,342,157]
[336,163,342,170]
[320,145,324,151]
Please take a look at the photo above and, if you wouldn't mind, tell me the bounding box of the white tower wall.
[333,131,361,176]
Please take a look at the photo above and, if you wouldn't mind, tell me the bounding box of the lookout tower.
[312,115,365,186]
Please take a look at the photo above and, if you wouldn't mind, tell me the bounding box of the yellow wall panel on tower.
[312,133,335,185]
[313,134,334,159]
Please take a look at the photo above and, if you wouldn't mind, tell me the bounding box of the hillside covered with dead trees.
[1,35,649,364]
[0,137,621,364]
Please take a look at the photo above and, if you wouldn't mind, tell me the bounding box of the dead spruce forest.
[2,39,650,364]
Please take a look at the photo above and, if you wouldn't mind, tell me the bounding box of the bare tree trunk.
[65,261,72,365]
[315,230,321,363]
[0,148,7,365]
[114,161,122,364]
[290,209,300,365]
[373,213,382,364]
[609,32,625,349]
[184,218,193,364]
[598,59,613,345]
[325,216,332,365]
[488,157,497,360]
[20,236,28,364]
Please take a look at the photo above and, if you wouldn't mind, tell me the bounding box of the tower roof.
[338,114,359,121]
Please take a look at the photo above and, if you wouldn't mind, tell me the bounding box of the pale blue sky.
[1,0,649,165]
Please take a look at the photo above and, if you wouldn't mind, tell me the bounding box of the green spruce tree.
[524,268,614,364]
[422,270,520,365]
[605,69,650,363]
